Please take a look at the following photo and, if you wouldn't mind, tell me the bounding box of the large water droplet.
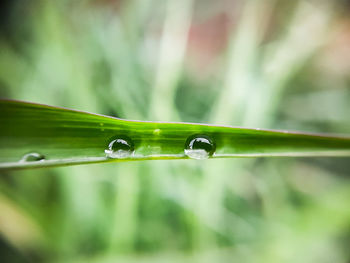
[184,134,215,160]
[105,136,134,159]
[20,152,45,162]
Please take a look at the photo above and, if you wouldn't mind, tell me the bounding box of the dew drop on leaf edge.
[184,134,215,160]
[105,136,135,159]
[20,152,45,162]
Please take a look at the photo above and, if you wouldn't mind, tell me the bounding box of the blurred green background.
[1,0,350,262]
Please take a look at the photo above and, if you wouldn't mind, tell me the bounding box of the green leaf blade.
[1,100,350,170]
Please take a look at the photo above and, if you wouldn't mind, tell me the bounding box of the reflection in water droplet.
[99,123,105,131]
[184,134,215,160]
[105,136,134,159]
[20,152,45,162]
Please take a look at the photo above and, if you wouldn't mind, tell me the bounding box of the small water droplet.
[184,134,215,160]
[20,152,45,162]
[153,129,161,135]
[105,136,134,159]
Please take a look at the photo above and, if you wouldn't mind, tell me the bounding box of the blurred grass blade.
[0,99,350,170]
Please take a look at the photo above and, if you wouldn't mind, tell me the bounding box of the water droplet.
[153,128,161,136]
[105,136,134,159]
[184,134,215,160]
[20,152,45,162]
